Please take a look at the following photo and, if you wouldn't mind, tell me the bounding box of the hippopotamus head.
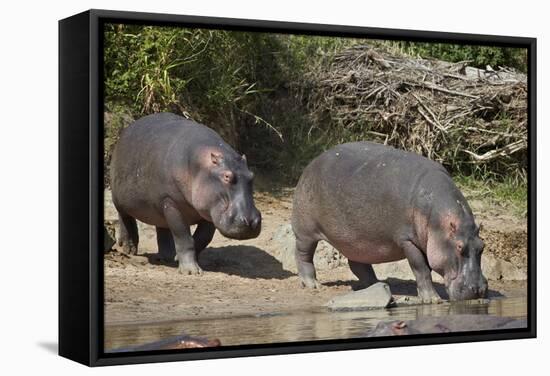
[430,214,488,301]
[191,148,261,240]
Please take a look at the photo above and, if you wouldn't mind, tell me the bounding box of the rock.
[393,295,423,305]
[326,282,393,310]
[481,253,527,281]
[373,260,444,283]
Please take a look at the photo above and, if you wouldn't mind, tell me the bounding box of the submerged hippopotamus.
[366,315,526,336]
[292,142,487,302]
[110,113,261,275]
[108,334,222,353]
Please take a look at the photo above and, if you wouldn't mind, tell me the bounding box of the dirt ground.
[104,187,527,324]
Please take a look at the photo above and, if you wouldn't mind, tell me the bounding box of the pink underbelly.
[329,239,406,264]
[126,208,167,227]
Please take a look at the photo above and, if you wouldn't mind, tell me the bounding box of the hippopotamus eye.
[221,171,234,184]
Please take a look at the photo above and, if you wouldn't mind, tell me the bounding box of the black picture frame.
[59,9,537,367]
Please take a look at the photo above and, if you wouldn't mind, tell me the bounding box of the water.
[104,296,527,351]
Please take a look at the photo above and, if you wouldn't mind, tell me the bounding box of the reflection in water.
[105,296,527,351]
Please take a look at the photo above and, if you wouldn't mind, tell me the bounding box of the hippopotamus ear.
[449,221,457,237]
[242,154,247,163]
[211,152,223,166]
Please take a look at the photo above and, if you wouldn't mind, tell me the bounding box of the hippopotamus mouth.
[445,275,488,301]
[216,218,261,240]
[213,204,262,240]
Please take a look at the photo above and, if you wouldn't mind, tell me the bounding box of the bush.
[104,24,527,187]
[385,41,527,72]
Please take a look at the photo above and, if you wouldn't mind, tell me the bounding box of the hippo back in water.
[292,141,487,302]
[107,334,222,353]
[366,315,526,336]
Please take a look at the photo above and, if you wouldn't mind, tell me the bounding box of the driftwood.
[298,44,527,179]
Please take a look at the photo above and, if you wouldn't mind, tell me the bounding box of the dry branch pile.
[299,44,528,180]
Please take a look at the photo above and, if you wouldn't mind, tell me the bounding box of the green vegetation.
[455,175,527,217]
[104,24,527,214]
[104,24,356,180]
[385,41,528,72]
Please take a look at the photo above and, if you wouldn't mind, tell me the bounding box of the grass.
[454,175,527,218]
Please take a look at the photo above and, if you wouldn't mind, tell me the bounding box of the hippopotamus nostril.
[241,215,249,226]
[468,283,487,298]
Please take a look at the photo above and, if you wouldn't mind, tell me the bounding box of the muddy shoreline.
[104,188,527,325]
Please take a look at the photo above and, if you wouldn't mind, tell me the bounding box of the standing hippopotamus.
[291,142,487,302]
[110,113,261,275]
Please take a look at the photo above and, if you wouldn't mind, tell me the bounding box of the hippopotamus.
[110,113,261,275]
[108,334,221,353]
[366,315,526,336]
[291,141,487,302]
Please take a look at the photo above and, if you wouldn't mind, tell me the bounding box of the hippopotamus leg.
[193,221,216,254]
[117,212,139,255]
[348,260,378,288]
[295,236,320,289]
[155,222,215,264]
[162,198,202,275]
[401,240,442,303]
[156,227,176,262]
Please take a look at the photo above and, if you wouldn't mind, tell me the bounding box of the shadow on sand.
[323,277,503,300]
[143,245,295,280]
[200,245,295,279]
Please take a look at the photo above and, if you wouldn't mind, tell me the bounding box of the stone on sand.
[326,282,393,310]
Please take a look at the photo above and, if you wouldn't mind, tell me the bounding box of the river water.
[104,296,527,351]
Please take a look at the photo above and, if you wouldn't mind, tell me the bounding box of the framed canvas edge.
[59,10,92,366]
[57,8,537,367]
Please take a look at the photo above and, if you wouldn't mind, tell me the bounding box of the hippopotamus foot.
[121,243,138,255]
[174,243,203,275]
[348,260,378,289]
[295,237,321,289]
[117,212,139,255]
[296,256,320,289]
[177,258,203,275]
[418,291,444,304]
[401,240,443,304]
